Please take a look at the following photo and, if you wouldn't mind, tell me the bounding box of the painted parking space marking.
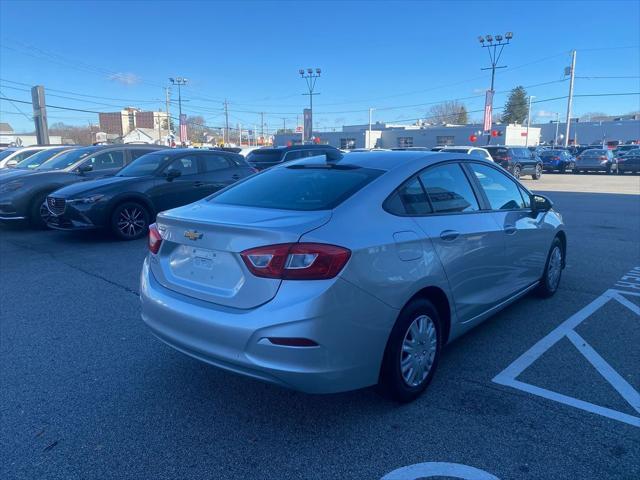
[493,267,640,428]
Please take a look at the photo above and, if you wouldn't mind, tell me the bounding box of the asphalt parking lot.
[1,174,639,480]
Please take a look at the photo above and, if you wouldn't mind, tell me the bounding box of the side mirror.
[166,168,181,181]
[6,159,18,168]
[532,194,553,213]
[78,164,93,174]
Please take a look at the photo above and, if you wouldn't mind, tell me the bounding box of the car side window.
[384,177,431,215]
[419,163,479,213]
[201,154,232,172]
[130,149,157,161]
[284,150,306,161]
[88,150,125,170]
[469,163,527,210]
[167,155,198,176]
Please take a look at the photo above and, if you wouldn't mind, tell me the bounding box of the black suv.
[0,144,164,227]
[246,144,342,171]
[485,146,543,180]
[46,149,255,240]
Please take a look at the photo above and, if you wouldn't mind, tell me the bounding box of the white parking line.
[493,286,640,428]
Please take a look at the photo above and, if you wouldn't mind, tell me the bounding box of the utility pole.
[31,85,49,145]
[299,68,321,142]
[554,112,560,147]
[525,95,535,147]
[169,77,188,144]
[564,49,576,147]
[260,112,264,143]
[238,122,242,146]
[478,32,513,144]
[223,99,229,146]
[165,87,171,141]
[368,108,374,149]
[282,117,286,132]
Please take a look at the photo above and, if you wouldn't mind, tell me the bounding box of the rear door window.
[419,163,479,213]
[201,154,233,172]
[384,177,431,215]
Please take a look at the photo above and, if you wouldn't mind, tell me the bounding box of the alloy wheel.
[117,206,146,238]
[40,202,52,225]
[400,315,437,387]
[547,246,562,291]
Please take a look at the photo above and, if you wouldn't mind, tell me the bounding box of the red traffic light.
[469,135,477,143]
[491,130,498,137]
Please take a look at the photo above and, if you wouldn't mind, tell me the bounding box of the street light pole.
[554,112,560,147]
[526,95,535,147]
[368,108,374,149]
[299,68,321,143]
[169,77,188,144]
[478,32,513,145]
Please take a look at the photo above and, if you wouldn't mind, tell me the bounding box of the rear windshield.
[540,150,564,156]
[583,150,606,156]
[246,149,284,163]
[209,165,383,211]
[442,148,468,153]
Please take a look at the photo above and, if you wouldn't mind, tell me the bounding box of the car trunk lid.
[151,202,331,309]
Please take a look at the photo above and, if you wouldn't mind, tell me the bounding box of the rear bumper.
[140,257,399,393]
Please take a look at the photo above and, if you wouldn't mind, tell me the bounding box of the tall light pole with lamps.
[478,32,513,144]
[526,95,535,147]
[169,77,188,144]
[299,68,321,142]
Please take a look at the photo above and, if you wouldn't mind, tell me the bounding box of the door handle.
[439,230,460,241]
[504,225,517,235]
[231,174,240,180]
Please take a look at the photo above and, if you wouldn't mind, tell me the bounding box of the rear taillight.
[148,223,162,254]
[599,156,607,160]
[240,243,351,280]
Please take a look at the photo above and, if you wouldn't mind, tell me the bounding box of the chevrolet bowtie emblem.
[184,230,203,241]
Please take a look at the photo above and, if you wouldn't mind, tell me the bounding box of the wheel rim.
[536,165,542,177]
[513,166,521,177]
[547,246,562,291]
[117,206,146,237]
[400,315,437,387]
[40,202,51,224]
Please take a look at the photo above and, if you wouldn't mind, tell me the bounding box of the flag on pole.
[179,114,187,144]
[483,90,494,132]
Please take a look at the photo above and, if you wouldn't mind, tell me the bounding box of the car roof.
[285,150,489,172]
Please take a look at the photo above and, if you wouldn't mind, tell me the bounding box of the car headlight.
[0,181,23,193]
[67,194,105,204]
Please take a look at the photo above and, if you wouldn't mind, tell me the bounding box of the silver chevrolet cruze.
[140,151,566,402]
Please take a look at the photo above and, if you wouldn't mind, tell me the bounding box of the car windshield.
[37,146,101,170]
[0,149,18,161]
[209,165,383,211]
[246,149,284,163]
[116,152,172,177]
[15,148,70,169]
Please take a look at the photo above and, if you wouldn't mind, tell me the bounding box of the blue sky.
[1,0,639,133]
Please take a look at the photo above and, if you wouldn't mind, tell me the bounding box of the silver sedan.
[140,151,566,402]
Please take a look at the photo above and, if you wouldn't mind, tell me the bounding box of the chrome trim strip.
[0,215,27,220]
[463,281,540,325]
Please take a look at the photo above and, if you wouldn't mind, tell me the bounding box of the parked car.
[0,144,164,227]
[140,151,566,402]
[0,145,63,168]
[613,144,639,158]
[441,146,493,161]
[485,146,543,179]
[538,149,576,173]
[0,146,79,177]
[246,144,342,171]
[574,149,617,174]
[46,148,256,240]
[617,148,640,174]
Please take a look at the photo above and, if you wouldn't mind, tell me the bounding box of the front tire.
[29,192,51,229]
[110,202,150,240]
[536,237,564,298]
[512,164,522,179]
[378,299,442,403]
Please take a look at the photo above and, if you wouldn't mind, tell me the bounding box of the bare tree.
[578,112,609,121]
[49,122,93,144]
[427,101,468,124]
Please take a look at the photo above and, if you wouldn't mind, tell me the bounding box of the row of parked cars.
[2,141,571,402]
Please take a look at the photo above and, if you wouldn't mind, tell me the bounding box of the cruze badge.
[184,230,203,241]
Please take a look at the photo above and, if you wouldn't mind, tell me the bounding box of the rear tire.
[512,164,522,179]
[536,237,564,298]
[378,299,442,403]
[559,164,566,174]
[532,164,542,180]
[110,202,150,240]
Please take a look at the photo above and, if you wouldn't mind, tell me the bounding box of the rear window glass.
[209,165,383,211]
[246,149,284,163]
[485,147,509,158]
[583,150,606,156]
